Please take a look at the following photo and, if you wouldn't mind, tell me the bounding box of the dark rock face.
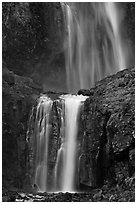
[2,3,64,77]
[2,66,42,189]
[77,89,91,96]
[2,3,67,93]
[80,68,135,188]
[79,99,111,187]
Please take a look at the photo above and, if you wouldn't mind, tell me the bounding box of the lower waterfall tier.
[27,94,88,192]
[25,68,135,194]
[2,68,134,198]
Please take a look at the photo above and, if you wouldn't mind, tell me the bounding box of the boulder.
[77,89,91,96]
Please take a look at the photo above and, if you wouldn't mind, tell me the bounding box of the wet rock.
[80,98,111,187]
[93,190,103,201]
[77,89,91,96]
[2,184,135,202]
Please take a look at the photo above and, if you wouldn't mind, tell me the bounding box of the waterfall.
[62,96,80,192]
[32,95,53,192]
[61,2,128,92]
[55,95,88,192]
[28,94,88,192]
[27,3,129,193]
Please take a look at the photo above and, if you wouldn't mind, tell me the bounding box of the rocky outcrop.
[80,67,135,188]
[2,176,135,202]
[2,66,42,189]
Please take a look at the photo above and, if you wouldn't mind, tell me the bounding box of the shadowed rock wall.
[79,67,135,188]
[2,66,42,189]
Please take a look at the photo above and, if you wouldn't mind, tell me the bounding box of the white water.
[62,2,128,93]
[33,95,53,192]
[29,94,88,192]
[58,95,88,192]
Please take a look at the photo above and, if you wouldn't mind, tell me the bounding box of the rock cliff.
[2,66,42,189]
[80,67,135,188]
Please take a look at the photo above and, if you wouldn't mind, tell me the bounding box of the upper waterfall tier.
[61,2,129,92]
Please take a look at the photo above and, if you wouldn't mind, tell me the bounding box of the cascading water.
[32,95,53,192]
[55,95,88,192]
[62,2,128,92]
[27,94,87,192]
[62,96,80,192]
